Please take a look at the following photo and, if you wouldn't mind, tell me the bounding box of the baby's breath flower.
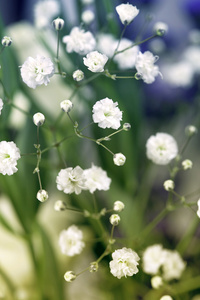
[113,153,126,166]
[81,10,95,24]
[123,123,131,131]
[0,141,21,175]
[52,17,65,30]
[64,271,76,282]
[151,276,163,289]
[90,262,98,272]
[54,200,67,211]
[142,244,166,275]
[34,0,60,29]
[33,112,45,126]
[163,180,175,191]
[92,97,122,129]
[60,100,73,113]
[20,55,55,89]
[83,51,108,73]
[113,201,125,212]
[59,225,85,256]
[1,36,12,47]
[36,189,49,202]
[160,296,173,300]
[182,159,193,170]
[73,69,84,81]
[0,98,3,115]
[116,3,139,25]
[109,247,140,279]
[110,214,120,226]
[83,164,111,193]
[153,22,168,36]
[162,250,186,281]
[185,125,198,136]
[197,199,200,218]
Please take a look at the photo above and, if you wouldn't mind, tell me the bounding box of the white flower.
[1,36,12,47]
[0,141,21,175]
[113,153,126,166]
[114,38,140,70]
[160,296,173,300]
[197,199,200,218]
[52,17,65,31]
[113,201,125,212]
[142,244,166,275]
[34,0,60,29]
[36,189,49,202]
[62,27,96,55]
[135,51,161,84]
[73,69,84,81]
[146,133,178,165]
[153,22,168,35]
[0,98,3,115]
[97,33,117,58]
[185,125,198,136]
[162,250,186,281]
[151,276,163,289]
[83,51,108,73]
[163,180,175,191]
[92,97,122,129]
[116,3,139,25]
[64,271,76,282]
[83,164,111,193]
[20,55,55,89]
[33,112,45,126]
[59,225,85,256]
[81,10,95,24]
[56,166,85,195]
[60,100,73,113]
[182,159,193,170]
[109,214,120,226]
[109,247,140,279]
[183,45,200,74]
[54,200,67,211]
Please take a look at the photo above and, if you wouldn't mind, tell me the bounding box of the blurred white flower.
[163,180,175,191]
[34,0,60,29]
[142,244,166,275]
[160,296,173,300]
[113,201,125,212]
[59,225,85,256]
[135,51,161,84]
[109,247,140,279]
[83,164,111,193]
[20,55,55,89]
[81,0,94,4]
[56,166,85,195]
[146,133,178,165]
[0,98,3,115]
[36,189,49,202]
[73,69,84,81]
[183,45,200,74]
[83,51,108,73]
[182,159,193,170]
[92,97,122,129]
[109,214,120,226]
[113,153,126,166]
[197,199,200,218]
[60,100,73,113]
[33,112,45,126]
[151,275,163,289]
[97,33,116,58]
[153,22,168,35]
[116,3,139,25]
[114,38,140,70]
[1,36,12,47]
[162,250,186,281]
[0,141,21,175]
[64,271,77,282]
[62,27,96,55]
[81,10,95,24]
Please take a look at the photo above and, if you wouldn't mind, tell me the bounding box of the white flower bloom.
[135,51,161,84]
[36,189,49,202]
[64,271,76,282]
[52,17,65,31]
[0,98,3,115]
[92,97,122,129]
[34,0,60,29]
[54,200,67,211]
[56,166,85,195]
[33,112,45,126]
[97,33,117,58]
[81,10,95,24]
[83,51,108,73]
[162,250,186,281]
[20,55,55,89]
[160,296,173,300]
[1,36,12,47]
[83,164,111,193]
[73,69,84,81]
[109,247,140,279]
[182,159,193,170]
[151,276,163,289]
[146,133,178,165]
[185,125,198,136]
[116,3,139,25]
[183,45,200,74]
[59,225,85,256]
[113,201,125,212]
[0,141,21,175]
[153,22,168,35]
[197,199,200,218]
[110,214,120,226]
[163,180,175,191]
[142,244,166,275]
[114,38,139,70]
[60,100,73,113]
[113,153,126,166]
[62,27,96,55]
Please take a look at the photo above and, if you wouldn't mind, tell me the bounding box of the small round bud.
[163,180,175,191]
[72,69,84,82]
[160,296,173,300]
[52,18,65,30]
[109,214,120,226]
[113,201,125,212]
[90,262,98,273]
[113,153,126,166]
[135,73,142,80]
[185,125,198,136]
[37,189,49,202]
[64,271,76,282]
[1,36,12,47]
[182,159,193,170]
[33,112,45,126]
[151,276,163,289]
[54,200,67,211]
[123,123,131,131]
[153,22,168,36]
[60,100,73,113]
[81,10,95,24]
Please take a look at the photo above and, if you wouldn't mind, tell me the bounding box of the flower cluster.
[59,225,85,256]
[0,141,21,175]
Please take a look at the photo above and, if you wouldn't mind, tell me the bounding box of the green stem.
[172,276,200,294]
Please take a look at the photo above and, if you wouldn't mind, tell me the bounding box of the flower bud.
[37,189,49,202]
[135,73,142,80]
[81,10,95,24]
[113,201,125,212]
[185,125,197,136]
[113,153,126,166]
[160,296,173,300]
[153,22,168,36]
[182,159,193,170]
[90,262,98,272]
[151,276,163,289]
[33,112,45,126]
[1,36,12,47]
[60,100,73,113]
[163,180,175,191]
[123,123,131,131]
[54,200,67,211]
[64,271,76,282]
[73,69,84,82]
[52,18,65,30]
[109,214,120,226]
